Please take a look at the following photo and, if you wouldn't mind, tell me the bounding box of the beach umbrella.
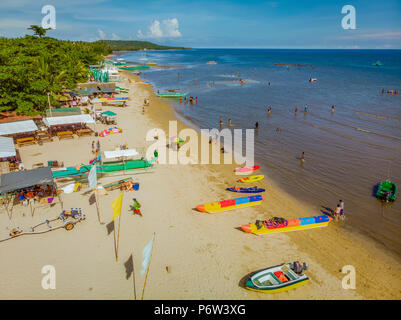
[169,136,184,143]
[101,111,117,117]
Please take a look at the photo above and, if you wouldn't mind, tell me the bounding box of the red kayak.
[234,165,260,173]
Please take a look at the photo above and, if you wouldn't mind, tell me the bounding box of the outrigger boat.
[196,195,264,213]
[241,215,332,235]
[156,91,188,98]
[376,180,397,202]
[245,261,309,293]
[52,158,156,179]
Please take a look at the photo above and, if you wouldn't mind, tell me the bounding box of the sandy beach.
[0,69,400,300]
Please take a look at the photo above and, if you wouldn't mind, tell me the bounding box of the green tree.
[27,25,51,37]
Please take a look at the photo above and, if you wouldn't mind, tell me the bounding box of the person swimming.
[301,152,305,162]
[255,122,259,129]
[331,105,335,113]
[295,106,298,113]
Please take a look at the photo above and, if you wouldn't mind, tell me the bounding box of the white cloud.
[137,18,182,39]
[111,33,120,40]
[98,29,106,39]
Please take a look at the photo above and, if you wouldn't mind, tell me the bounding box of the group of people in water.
[381,89,399,95]
[179,96,198,104]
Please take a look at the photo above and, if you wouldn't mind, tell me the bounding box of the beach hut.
[0,167,58,217]
[0,120,39,147]
[43,114,96,138]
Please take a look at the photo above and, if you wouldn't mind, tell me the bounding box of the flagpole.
[141,232,155,300]
[115,193,123,262]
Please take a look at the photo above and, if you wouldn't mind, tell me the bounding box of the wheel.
[64,222,74,231]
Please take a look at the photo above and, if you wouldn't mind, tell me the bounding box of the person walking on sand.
[96,140,100,153]
[91,141,95,154]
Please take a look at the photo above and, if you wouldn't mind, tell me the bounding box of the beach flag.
[141,234,155,275]
[88,164,97,189]
[112,192,123,221]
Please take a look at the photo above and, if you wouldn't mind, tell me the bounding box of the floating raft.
[234,165,260,173]
[241,215,332,235]
[196,195,264,213]
[237,175,264,183]
[226,187,265,193]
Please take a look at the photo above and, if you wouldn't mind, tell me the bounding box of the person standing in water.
[331,105,335,113]
[255,122,259,129]
[228,119,232,127]
[295,106,298,114]
[334,204,341,221]
[301,152,305,162]
[339,200,345,220]
[219,117,223,128]
[267,107,271,115]
[304,105,308,113]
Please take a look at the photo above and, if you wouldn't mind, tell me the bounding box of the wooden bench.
[57,131,74,140]
[76,129,93,137]
[32,163,44,169]
[16,137,36,147]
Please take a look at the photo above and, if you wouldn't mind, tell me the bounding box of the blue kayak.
[226,187,265,193]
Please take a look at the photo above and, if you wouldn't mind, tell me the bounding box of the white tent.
[0,120,38,136]
[0,136,16,158]
[43,114,95,127]
[103,149,139,159]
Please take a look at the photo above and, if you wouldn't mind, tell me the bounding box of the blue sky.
[0,0,400,48]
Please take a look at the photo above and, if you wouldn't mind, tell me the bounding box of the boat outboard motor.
[290,261,308,274]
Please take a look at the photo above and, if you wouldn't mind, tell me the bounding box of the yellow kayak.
[237,175,264,183]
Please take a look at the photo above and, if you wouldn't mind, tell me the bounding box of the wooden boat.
[376,180,397,202]
[196,195,264,213]
[241,215,332,235]
[245,262,309,293]
[226,187,265,193]
[234,165,260,173]
[237,175,264,183]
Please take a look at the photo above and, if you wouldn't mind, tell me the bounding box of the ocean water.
[120,49,401,255]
